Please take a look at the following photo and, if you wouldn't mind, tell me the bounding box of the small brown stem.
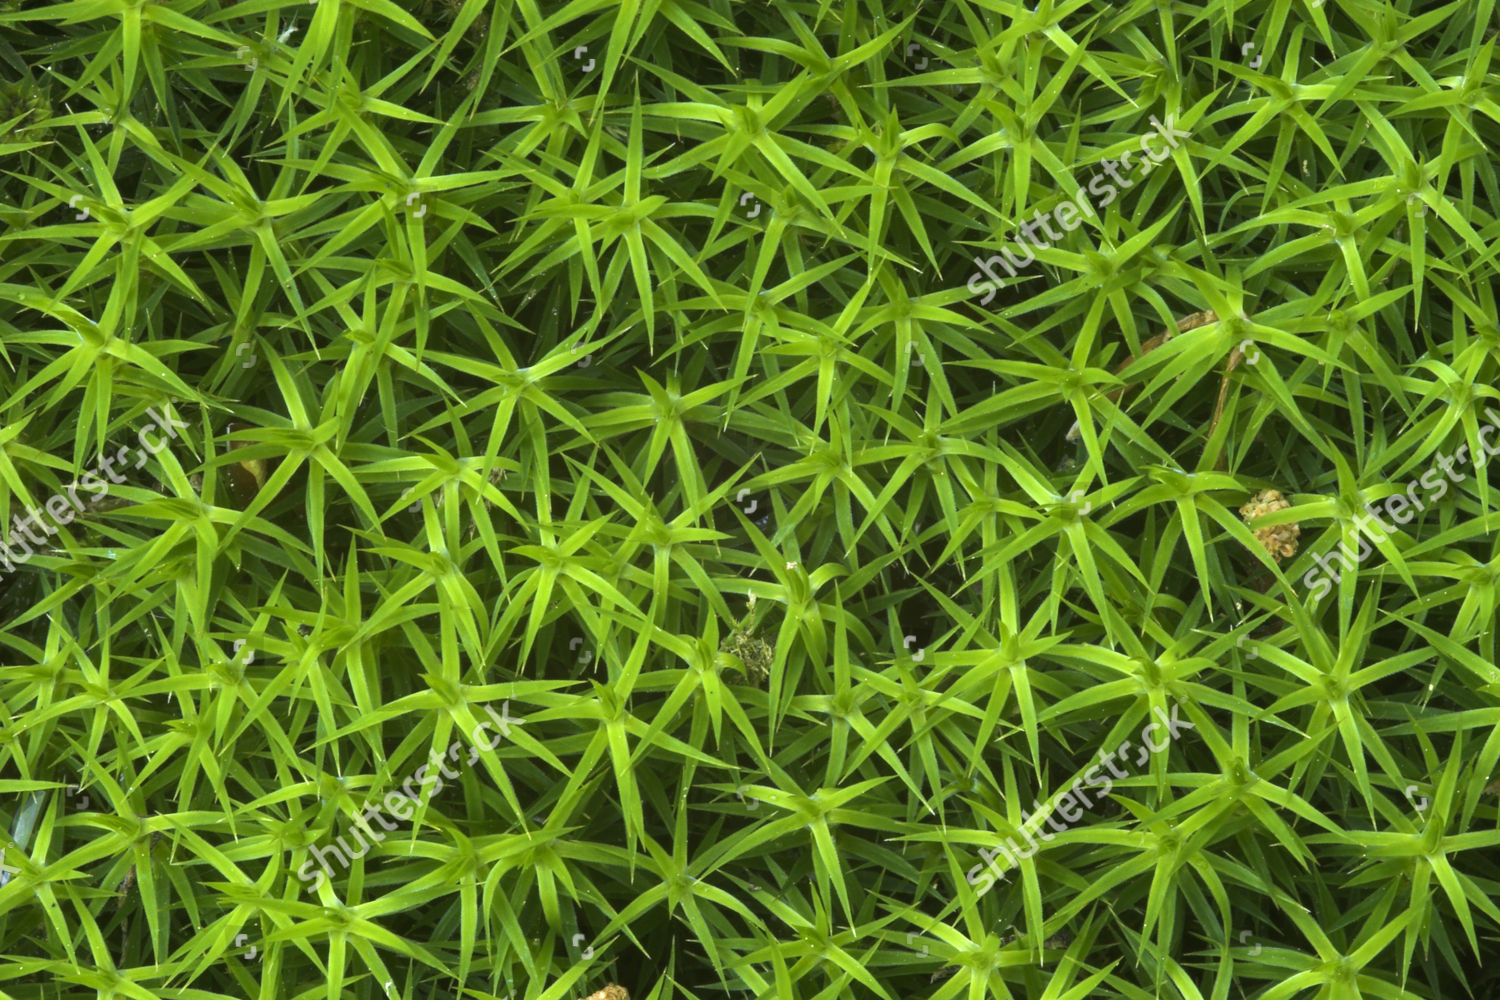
[1207,343,1248,471]
[1069,310,1218,440]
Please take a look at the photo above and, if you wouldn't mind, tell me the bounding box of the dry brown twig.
[1066,309,1268,473]
[1066,309,1218,443]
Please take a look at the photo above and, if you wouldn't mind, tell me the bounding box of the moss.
[0,79,51,142]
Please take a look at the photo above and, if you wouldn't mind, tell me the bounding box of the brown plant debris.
[1239,489,1300,561]
[721,593,773,685]
[580,987,628,1000]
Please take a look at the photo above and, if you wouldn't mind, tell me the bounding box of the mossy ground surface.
[2,1,1500,998]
